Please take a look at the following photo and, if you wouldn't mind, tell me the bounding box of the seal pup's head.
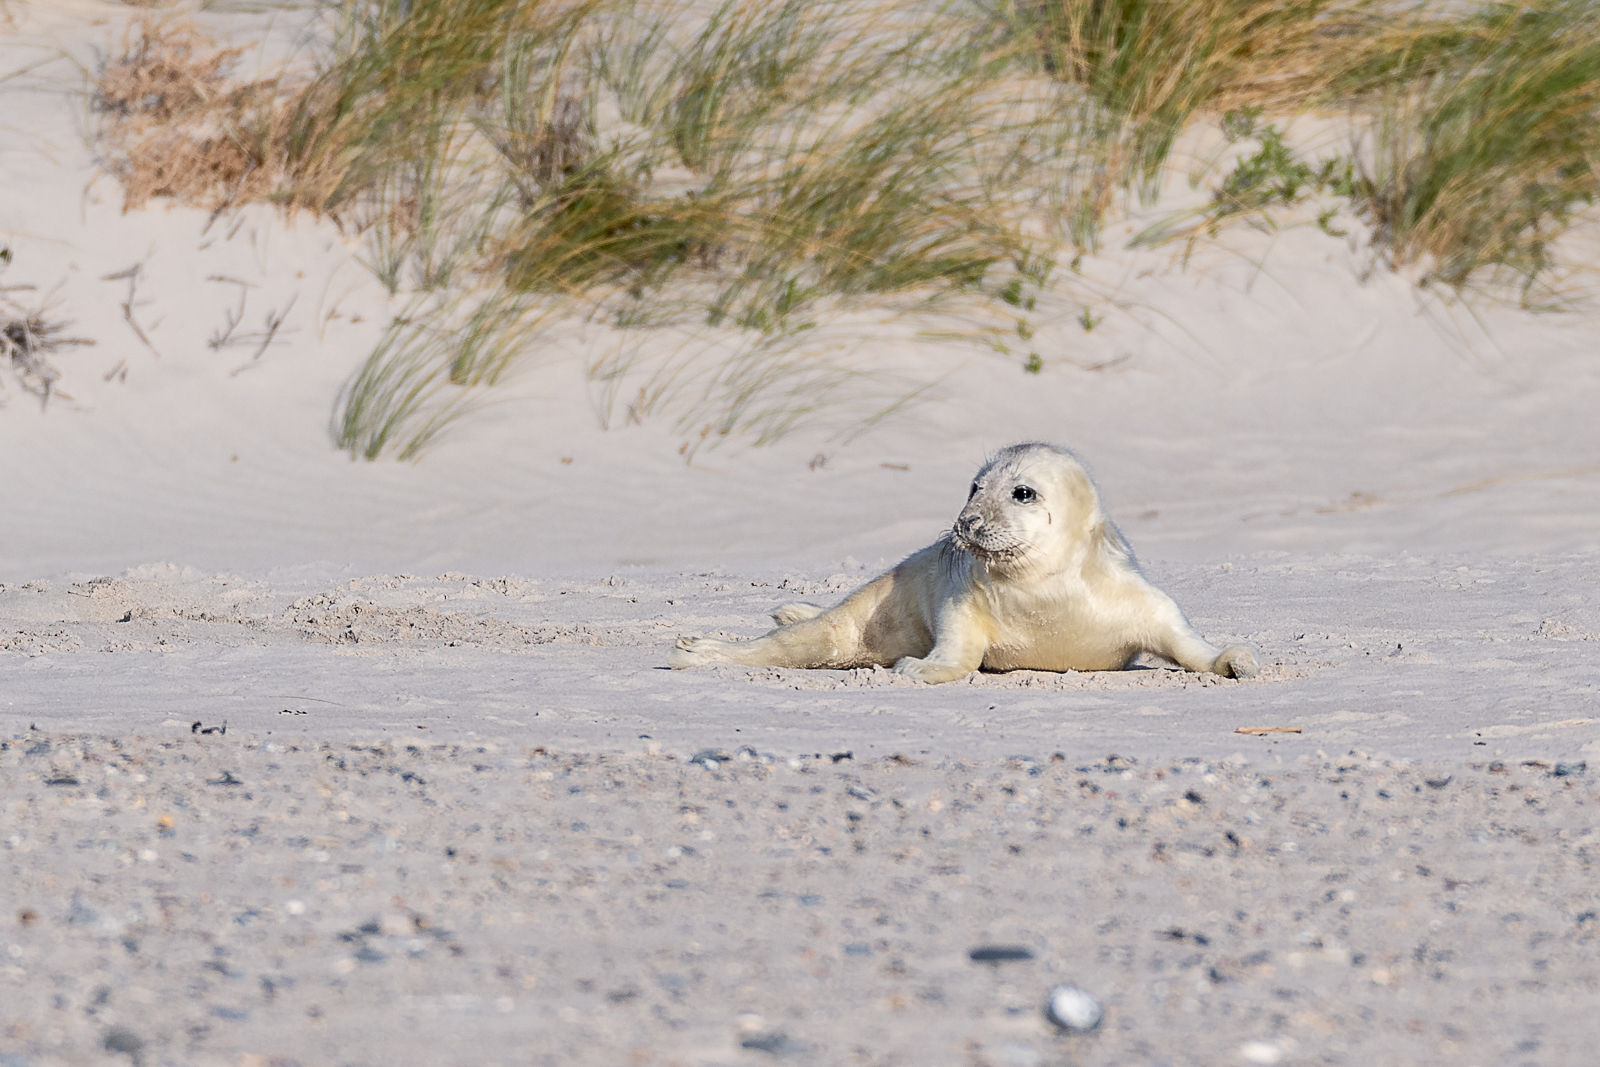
[951,442,1125,572]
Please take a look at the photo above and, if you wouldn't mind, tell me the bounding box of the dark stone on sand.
[103,1027,144,1057]
[968,945,1033,963]
[740,1031,791,1054]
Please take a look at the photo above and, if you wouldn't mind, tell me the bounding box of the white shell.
[1045,986,1103,1032]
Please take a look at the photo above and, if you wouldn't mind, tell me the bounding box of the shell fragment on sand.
[1045,985,1104,1032]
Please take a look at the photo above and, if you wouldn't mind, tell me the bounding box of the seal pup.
[668,442,1258,682]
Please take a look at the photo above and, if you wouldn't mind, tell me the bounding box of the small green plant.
[1078,306,1102,331]
[1132,118,1356,248]
[1219,105,1262,142]
[1024,351,1043,374]
[998,278,1036,311]
[1214,125,1318,217]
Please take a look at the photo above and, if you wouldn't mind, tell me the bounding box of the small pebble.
[740,1031,790,1054]
[1044,985,1103,1032]
[103,1027,144,1056]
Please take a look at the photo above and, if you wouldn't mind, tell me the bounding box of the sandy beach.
[6,2,1600,1063]
[5,560,1600,1064]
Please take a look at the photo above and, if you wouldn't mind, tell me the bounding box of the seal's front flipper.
[1214,644,1259,679]
[890,656,973,684]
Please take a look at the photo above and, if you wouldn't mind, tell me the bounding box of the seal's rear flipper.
[668,635,735,668]
[771,602,825,626]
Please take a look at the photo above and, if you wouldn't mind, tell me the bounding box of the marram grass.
[94,0,1600,459]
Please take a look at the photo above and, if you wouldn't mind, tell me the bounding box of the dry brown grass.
[2,293,95,408]
[95,19,294,212]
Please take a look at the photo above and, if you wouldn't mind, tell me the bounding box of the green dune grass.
[96,0,1600,458]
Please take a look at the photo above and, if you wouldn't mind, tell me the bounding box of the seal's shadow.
[731,657,1315,692]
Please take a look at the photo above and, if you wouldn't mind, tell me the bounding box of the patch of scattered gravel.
[3,736,1596,1066]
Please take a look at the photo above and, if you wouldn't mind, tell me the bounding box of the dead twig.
[229,293,298,376]
[202,157,257,237]
[206,274,253,350]
[102,263,161,359]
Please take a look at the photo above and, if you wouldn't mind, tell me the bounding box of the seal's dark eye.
[1013,485,1036,503]
[969,482,979,498]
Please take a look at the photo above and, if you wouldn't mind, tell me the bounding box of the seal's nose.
[957,513,983,536]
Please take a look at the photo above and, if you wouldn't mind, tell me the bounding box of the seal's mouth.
[951,526,1029,562]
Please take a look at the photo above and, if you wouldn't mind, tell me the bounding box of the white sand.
[4,4,1600,1064]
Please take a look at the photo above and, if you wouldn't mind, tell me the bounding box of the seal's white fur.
[669,443,1258,682]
